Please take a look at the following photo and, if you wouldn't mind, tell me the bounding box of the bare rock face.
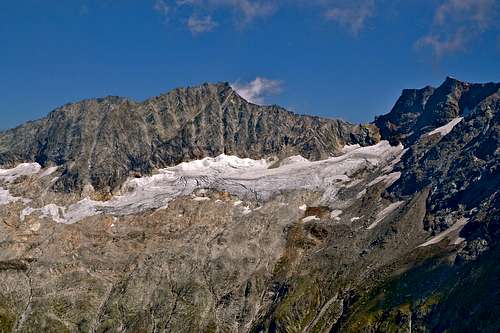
[383,79,500,236]
[0,78,499,333]
[375,77,500,145]
[0,83,378,194]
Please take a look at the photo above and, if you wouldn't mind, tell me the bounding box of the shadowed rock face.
[0,83,378,194]
[375,77,500,145]
[383,79,500,236]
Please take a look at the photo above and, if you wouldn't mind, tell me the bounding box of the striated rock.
[375,76,500,145]
[384,78,499,234]
[0,83,379,194]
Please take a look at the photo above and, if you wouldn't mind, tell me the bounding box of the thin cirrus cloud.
[415,0,499,58]
[324,0,375,35]
[187,15,218,34]
[154,0,171,23]
[154,0,375,35]
[153,0,498,59]
[231,77,284,105]
[178,0,277,23]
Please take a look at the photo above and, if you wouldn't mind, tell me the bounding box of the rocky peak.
[0,82,379,194]
[383,77,499,236]
[442,75,463,88]
[375,77,500,144]
[150,82,234,104]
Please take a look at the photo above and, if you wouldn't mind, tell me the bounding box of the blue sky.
[1,0,499,130]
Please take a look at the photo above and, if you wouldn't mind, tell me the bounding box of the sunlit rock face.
[0,78,499,333]
[0,82,378,194]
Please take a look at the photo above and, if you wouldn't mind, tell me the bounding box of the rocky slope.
[0,83,378,195]
[0,77,498,333]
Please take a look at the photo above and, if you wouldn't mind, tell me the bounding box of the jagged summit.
[0,82,378,194]
[375,77,500,144]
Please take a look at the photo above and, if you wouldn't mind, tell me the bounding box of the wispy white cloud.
[162,0,375,34]
[178,0,277,24]
[154,0,171,23]
[231,77,283,104]
[416,0,498,58]
[154,0,276,32]
[153,0,498,56]
[325,0,375,34]
[415,29,468,58]
[222,0,277,23]
[434,0,494,27]
[187,14,218,34]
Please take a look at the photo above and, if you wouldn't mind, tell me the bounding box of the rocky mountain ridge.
[375,76,500,145]
[0,82,378,195]
[0,77,498,333]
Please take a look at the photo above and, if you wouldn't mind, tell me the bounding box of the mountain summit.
[375,77,500,145]
[0,82,378,194]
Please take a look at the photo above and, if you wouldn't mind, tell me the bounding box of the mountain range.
[0,83,377,194]
[0,77,498,333]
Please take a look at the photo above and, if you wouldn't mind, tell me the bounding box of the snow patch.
[21,204,66,223]
[39,166,59,178]
[279,155,309,167]
[0,163,41,183]
[241,206,252,215]
[330,210,342,220]
[174,154,268,173]
[0,163,41,206]
[344,179,362,188]
[367,201,404,230]
[368,172,401,187]
[0,188,19,206]
[418,218,469,247]
[382,144,406,173]
[192,196,210,202]
[298,204,307,211]
[303,215,320,222]
[341,144,361,153]
[18,141,404,224]
[356,189,366,199]
[425,117,463,137]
